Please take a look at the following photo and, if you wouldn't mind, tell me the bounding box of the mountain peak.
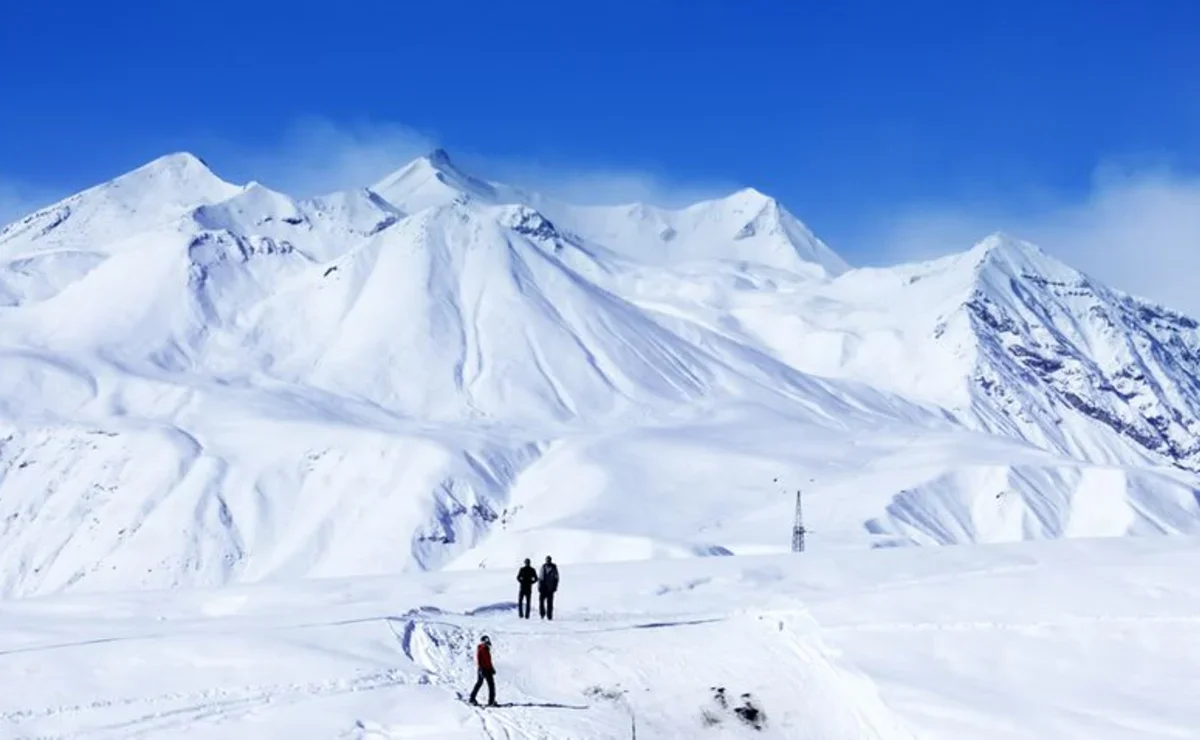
[118,151,227,187]
[425,147,453,168]
[102,151,242,202]
[727,189,850,275]
[967,231,1069,279]
[0,150,241,249]
[399,148,479,180]
[148,150,237,190]
[727,186,772,204]
[146,150,211,170]
[973,231,1040,256]
[370,149,499,214]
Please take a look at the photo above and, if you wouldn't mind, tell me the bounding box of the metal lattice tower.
[791,489,806,553]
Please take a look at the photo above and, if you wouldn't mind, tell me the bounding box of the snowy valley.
[1,150,1199,738]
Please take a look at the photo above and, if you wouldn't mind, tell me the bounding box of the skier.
[516,558,538,619]
[468,635,497,706]
[538,555,559,620]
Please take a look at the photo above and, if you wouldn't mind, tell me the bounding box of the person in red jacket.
[468,635,497,706]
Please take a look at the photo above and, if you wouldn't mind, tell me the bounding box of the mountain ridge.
[0,149,1198,598]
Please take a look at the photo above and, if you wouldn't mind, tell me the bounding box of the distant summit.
[0,149,1198,598]
[369,149,501,213]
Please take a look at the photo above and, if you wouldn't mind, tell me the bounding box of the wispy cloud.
[209,117,736,208]
[6,117,738,226]
[476,156,738,209]
[214,117,438,197]
[42,117,1199,318]
[11,118,1200,321]
[865,164,1200,317]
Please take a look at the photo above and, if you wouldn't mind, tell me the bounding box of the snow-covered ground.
[2,149,1200,737]
[1,536,1197,739]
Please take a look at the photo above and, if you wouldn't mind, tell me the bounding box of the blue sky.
[2,0,1199,308]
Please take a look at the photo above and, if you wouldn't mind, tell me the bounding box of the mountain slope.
[0,151,1197,598]
[963,235,1200,469]
[699,234,1200,474]
[540,189,850,277]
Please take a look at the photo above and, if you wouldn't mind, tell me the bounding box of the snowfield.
[2,148,1200,737]
[1,150,1198,597]
[1,536,1198,739]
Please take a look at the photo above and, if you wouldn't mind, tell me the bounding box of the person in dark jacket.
[468,635,497,706]
[538,555,559,620]
[516,558,538,619]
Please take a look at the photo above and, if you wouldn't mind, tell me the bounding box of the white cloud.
[867,166,1200,316]
[476,156,737,209]
[220,117,438,197]
[206,117,731,208]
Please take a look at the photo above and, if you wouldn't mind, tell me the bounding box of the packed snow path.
[0,538,1198,738]
[0,608,913,739]
[393,608,917,739]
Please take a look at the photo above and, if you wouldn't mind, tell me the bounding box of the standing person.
[538,555,559,620]
[516,558,538,619]
[468,635,497,706]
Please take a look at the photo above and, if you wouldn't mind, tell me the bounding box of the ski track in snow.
[1,538,1200,738]
[0,604,925,739]
[3,668,410,740]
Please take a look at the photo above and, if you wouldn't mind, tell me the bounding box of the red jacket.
[477,643,494,672]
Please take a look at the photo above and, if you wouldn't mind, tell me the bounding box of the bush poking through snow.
[703,686,766,731]
[584,685,626,702]
[734,693,767,731]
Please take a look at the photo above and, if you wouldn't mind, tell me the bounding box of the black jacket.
[539,563,559,592]
[517,565,538,588]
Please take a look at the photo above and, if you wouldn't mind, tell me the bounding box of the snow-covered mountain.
[665,232,1200,472]
[0,150,1197,597]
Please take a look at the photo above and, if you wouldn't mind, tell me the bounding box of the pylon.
[791,489,806,553]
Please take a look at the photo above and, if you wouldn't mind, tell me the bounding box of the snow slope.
[0,536,1196,739]
[0,151,1198,599]
[674,233,1200,473]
